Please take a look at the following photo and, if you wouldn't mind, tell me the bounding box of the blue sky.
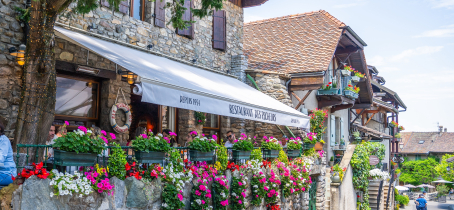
[244,0,454,132]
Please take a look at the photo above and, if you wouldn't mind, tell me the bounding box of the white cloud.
[391,46,444,61]
[367,55,385,66]
[244,14,266,23]
[431,0,454,8]
[414,25,454,37]
[333,3,359,8]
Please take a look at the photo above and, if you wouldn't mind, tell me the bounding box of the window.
[212,10,226,50]
[54,75,100,128]
[130,0,145,21]
[203,113,220,142]
[419,140,425,144]
[162,106,177,132]
[335,117,341,145]
[415,155,421,160]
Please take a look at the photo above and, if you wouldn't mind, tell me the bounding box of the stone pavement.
[401,199,454,210]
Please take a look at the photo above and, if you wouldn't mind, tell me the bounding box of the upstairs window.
[130,0,145,21]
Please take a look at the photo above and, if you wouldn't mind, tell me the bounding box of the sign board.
[369,155,380,165]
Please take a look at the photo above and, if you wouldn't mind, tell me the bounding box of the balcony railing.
[317,69,359,100]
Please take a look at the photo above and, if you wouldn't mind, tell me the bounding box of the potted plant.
[343,82,360,99]
[303,132,317,150]
[339,139,345,149]
[369,168,390,181]
[329,156,334,166]
[330,164,346,183]
[341,65,354,76]
[352,131,361,144]
[318,81,341,95]
[188,133,218,162]
[52,126,106,166]
[232,133,254,160]
[398,125,405,132]
[390,121,398,127]
[287,136,303,158]
[351,71,365,83]
[132,131,172,163]
[261,136,282,158]
[314,140,325,151]
[395,133,402,142]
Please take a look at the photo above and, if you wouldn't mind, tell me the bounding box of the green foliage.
[14,7,30,23]
[261,137,282,150]
[250,148,263,161]
[287,138,303,150]
[188,136,218,152]
[278,150,288,163]
[400,157,439,185]
[395,194,409,205]
[163,0,223,30]
[232,138,254,151]
[74,0,99,15]
[107,142,127,180]
[216,141,228,173]
[131,133,171,153]
[303,148,315,156]
[437,184,449,197]
[309,108,328,140]
[435,154,454,181]
[53,129,105,154]
[230,176,247,210]
[350,142,386,210]
[194,111,206,125]
[330,156,334,161]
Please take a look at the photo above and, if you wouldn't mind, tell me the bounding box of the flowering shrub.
[53,126,105,154]
[141,164,166,180]
[49,170,93,197]
[287,137,303,150]
[278,150,288,163]
[212,176,229,209]
[345,83,360,94]
[303,132,318,144]
[344,65,355,72]
[215,141,229,174]
[398,125,405,131]
[369,169,390,180]
[84,164,114,195]
[125,162,142,180]
[249,160,266,206]
[230,175,247,210]
[390,121,399,127]
[309,109,328,141]
[194,111,206,125]
[266,204,281,210]
[232,133,254,151]
[265,169,281,204]
[353,71,365,78]
[16,162,50,180]
[189,161,217,210]
[131,131,171,153]
[290,164,310,195]
[322,81,337,90]
[277,162,292,198]
[250,148,263,161]
[188,134,218,152]
[107,142,127,180]
[261,136,282,151]
[162,150,193,210]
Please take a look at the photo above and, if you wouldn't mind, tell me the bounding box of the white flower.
[232,192,237,196]
[50,192,54,197]
[86,130,92,134]
[162,203,168,208]
[79,194,83,198]
[286,183,290,187]
[273,184,276,187]
[158,133,163,137]
[196,199,202,205]
[253,185,258,188]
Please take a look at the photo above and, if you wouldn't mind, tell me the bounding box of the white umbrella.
[403,184,416,188]
[432,179,453,184]
[417,184,435,189]
[396,186,409,191]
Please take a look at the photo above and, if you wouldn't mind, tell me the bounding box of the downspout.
[246,74,296,138]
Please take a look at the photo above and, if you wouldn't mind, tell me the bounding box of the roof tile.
[400,132,454,154]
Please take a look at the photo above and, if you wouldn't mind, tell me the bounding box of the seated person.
[0,122,16,187]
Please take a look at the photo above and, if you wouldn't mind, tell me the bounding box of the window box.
[189,150,215,162]
[341,70,351,77]
[395,138,402,142]
[304,143,315,150]
[135,151,166,164]
[262,149,279,158]
[54,149,98,166]
[351,76,360,83]
[317,88,341,96]
[343,90,359,99]
[232,150,251,160]
[287,149,301,158]
[314,142,324,151]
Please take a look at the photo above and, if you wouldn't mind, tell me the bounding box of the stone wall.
[0,0,26,138]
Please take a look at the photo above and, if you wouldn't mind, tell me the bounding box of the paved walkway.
[401,199,454,210]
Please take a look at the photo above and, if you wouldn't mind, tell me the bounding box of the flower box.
[343,90,359,99]
[396,138,402,142]
[314,142,324,151]
[135,150,166,164]
[304,143,315,150]
[232,150,251,160]
[53,149,98,166]
[262,149,279,158]
[287,149,301,158]
[317,88,340,96]
[189,150,214,162]
[341,70,351,77]
[351,76,360,83]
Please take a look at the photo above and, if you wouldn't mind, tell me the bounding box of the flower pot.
[232,150,252,160]
[287,149,301,158]
[135,150,166,164]
[317,88,340,96]
[341,70,351,77]
[331,172,341,183]
[304,143,315,150]
[54,149,98,166]
[329,161,334,166]
[189,150,214,162]
[351,76,360,83]
[262,149,279,158]
[314,142,324,151]
[396,138,402,142]
[339,144,345,149]
[343,90,359,99]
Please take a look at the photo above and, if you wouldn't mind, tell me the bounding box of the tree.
[13,0,224,151]
[435,154,454,181]
[399,157,439,185]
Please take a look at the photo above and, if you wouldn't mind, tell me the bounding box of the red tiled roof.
[244,10,345,74]
[400,132,454,154]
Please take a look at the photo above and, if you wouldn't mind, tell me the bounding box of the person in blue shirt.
[415,194,427,210]
[0,122,16,188]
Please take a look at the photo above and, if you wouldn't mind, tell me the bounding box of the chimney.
[445,128,448,132]
[439,126,443,133]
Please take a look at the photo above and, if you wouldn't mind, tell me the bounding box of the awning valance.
[55,26,310,128]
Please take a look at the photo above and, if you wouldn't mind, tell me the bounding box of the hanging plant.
[194,111,206,125]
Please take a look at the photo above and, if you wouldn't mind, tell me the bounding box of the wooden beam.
[351,109,365,123]
[293,90,312,110]
[351,103,372,109]
[290,76,324,86]
[364,112,376,125]
[363,110,379,114]
[335,46,359,55]
[289,85,323,91]
[331,104,354,113]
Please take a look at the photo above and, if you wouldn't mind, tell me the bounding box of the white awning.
[55,26,310,128]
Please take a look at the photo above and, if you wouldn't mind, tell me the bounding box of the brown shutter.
[100,0,110,7]
[154,0,166,28]
[119,0,129,14]
[177,0,194,39]
[212,10,226,50]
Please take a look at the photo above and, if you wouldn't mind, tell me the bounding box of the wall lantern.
[447,166,451,172]
[118,69,138,85]
[399,144,403,150]
[9,44,26,66]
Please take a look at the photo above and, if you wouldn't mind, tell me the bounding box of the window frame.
[202,114,221,140]
[130,0,145,21]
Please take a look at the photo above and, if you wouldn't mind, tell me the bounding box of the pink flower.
[234,139,238,143]
[164,136,170,143]
[212,135,217,140]
[220,200,229,206]
[241,192,246,197]
[141,134,148,139]
[100,136,108,144]
[64,121,69,126]
[238,181,242,186]
[199,184,206,191]
[206,193,212,198]
[238,200,242,204]
[256,195,259,198]
[109,133,116,140]
[78,126,87,133]
[101,130,107,136]
[177,194,183,201]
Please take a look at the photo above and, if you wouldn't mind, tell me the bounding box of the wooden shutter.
[119,0,129,14]
[330,115,336,147]
[340,117,344,142]
[155,0,166,28]
[100,0,110,7]
[212,10,226,50]
[177,0,194,38]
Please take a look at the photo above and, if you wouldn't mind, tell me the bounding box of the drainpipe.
[246,74,296,138]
